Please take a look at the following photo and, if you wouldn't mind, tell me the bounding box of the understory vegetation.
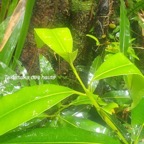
[0,0,144,143]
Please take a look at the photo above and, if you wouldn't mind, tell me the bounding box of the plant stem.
[70,63,87,92]
[70,63,100,108]
[70,62,129,144]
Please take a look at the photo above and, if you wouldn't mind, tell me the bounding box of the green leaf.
[39,55,57,84]
[102,102,119,115]
[71,94,98,105]
[0,62,29,96]
[11,0,35,69]
[71,96,92,105]
[131,124,144,144]
[88,55,102,92]
[92,53,142,81]
[128,1,144,15]
[131,97,144,125]
[62,115,110,134]
[0,127,121,144]
[120,0,130,54]
[34,28,77,63]
[103,90,131,106]
[0,84,75,135]
[99,110,130,143]
[0,8,25,65]
[127,75,144,108]
[86,34,100,46]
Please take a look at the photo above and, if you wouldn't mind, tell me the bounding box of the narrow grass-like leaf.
[86,34,100,46]
[92,53,142,81]
[120,0,130,54]
[0,84,75,135]
[0,0,14,22]
[0,0,27,52]
[11,0,35,69]
[128,1,144,15]
[0,0,27,65]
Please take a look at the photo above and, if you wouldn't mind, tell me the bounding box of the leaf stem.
[70,62,129,144]
[70,63,100,108]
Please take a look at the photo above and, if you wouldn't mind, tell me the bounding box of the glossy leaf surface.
[0,62,29,96]
[39,55,57,84]
[88,55,102,92]
[0,127,121,144]
[103,90,131,106]
[92,53,142,81]
[0,84,75,135]
[62,114,109,134]
[34,28,77,63]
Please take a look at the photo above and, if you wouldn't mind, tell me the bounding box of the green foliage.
[120,0,131,55]
[91,53,142,81]
[0,127,121,144]
[0,1,144,143]
[0,84,75,135]
[0,0,35,67]
[1,25,144,143]
[88,55,102,92]
[35,28,78,64]
[34,27,143,144]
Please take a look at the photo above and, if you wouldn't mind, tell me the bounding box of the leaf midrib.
[94,63,135,80]
[0,91,73,119]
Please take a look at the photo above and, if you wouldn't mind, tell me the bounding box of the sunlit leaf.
[34,28,77,63]
[0,84,75,135]
[92,53,142,81]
